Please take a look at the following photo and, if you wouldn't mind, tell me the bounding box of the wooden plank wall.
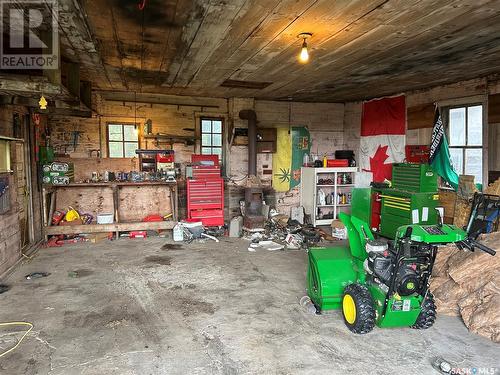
[54,185,173,222]
[49,95,345,219]
[407,103,435,130]
[0,105,40,275]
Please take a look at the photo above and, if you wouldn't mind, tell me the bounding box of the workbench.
[42,181,178,239]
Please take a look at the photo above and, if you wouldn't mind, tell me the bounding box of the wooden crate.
[439,189,457,224]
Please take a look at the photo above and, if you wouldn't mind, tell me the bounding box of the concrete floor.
[0,237,498,375]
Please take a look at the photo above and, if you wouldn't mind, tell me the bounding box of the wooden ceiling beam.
[0,74,70,99]
[96,90,225,108]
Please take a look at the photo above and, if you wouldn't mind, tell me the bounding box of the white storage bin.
[97,213,114,224]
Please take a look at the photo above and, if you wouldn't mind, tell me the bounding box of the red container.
[191,154,219,165]
[129,231,147,238]
[327,159,349,167]
[405,145,430,163]
[143,214,163,222]
[156,153,174,163]
[190,154,221,179]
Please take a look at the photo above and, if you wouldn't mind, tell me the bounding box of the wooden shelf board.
[315,219,334,225]
[45,221,175,235]
[45,181,177,188]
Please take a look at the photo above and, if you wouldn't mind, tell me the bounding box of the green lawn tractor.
[306,212,496,334]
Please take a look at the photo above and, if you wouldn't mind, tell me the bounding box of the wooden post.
[113,184,119,238]
[48,191,56,227]
[169,184,178,222]
[42,187,48,241]
[174,185,178,222]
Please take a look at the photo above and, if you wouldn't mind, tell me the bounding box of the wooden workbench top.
[44,181,178,188]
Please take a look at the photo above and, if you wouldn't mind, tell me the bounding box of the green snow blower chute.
[306,212,496,334]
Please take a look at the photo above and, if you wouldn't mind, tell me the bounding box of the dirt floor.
[0,237,498,374]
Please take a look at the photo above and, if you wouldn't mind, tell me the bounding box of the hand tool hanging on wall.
[72,131,82,152]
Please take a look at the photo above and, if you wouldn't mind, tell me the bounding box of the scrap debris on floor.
[236,207,339,252]
[170,205,337,252]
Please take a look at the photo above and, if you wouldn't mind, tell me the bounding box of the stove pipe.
[239,109,257,176]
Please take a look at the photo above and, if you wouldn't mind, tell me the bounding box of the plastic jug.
[173,223,183,242]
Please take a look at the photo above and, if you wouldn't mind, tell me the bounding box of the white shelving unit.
[300,167,357,226]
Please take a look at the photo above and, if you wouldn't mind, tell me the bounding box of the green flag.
[429,108,459,190]
[272,127,310,192]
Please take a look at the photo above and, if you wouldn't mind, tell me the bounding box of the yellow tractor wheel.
[342,284,375,334]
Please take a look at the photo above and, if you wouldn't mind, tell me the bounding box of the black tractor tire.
[342,283,376,334]
[411,292,437,329]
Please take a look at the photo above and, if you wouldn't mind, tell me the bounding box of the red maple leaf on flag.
[363,145,393,182]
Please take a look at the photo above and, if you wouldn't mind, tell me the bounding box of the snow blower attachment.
[306,212,496,334]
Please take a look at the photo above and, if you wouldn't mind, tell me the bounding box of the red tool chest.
[186,155,224,226]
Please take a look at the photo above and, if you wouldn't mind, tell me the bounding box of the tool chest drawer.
[379,190,439,238]
[187,180,223,204]
[391,163,437,193]
[381,194,411,218]
[186,178,224,226]
[192,167,221,180]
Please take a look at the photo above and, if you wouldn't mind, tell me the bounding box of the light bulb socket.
[298,32,312,40]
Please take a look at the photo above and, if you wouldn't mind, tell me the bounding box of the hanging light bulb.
[39,95,47,110]
[298,33,312,63]
[299,39,309,63]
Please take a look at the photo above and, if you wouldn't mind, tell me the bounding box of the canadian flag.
[360,95,406,182]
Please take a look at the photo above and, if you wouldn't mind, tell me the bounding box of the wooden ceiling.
[65,0,500,102]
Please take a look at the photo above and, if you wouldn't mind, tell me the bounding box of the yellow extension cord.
[0,322,33,358]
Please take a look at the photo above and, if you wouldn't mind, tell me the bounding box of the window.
[107,124,139,158]
[201,118,223,160]
[447,105,483,183]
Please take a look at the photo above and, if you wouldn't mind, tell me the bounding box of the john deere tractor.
[306,212,496,334]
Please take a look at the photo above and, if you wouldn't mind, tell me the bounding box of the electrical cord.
[227,174,248,183]
[0,321,33,358]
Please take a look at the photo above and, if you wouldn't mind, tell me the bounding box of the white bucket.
[97,213,114,224]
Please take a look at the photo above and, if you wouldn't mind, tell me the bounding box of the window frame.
[0,140,11,173]
[106,123,140,158]
[445,103,484,183]
[199,117,224,162]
